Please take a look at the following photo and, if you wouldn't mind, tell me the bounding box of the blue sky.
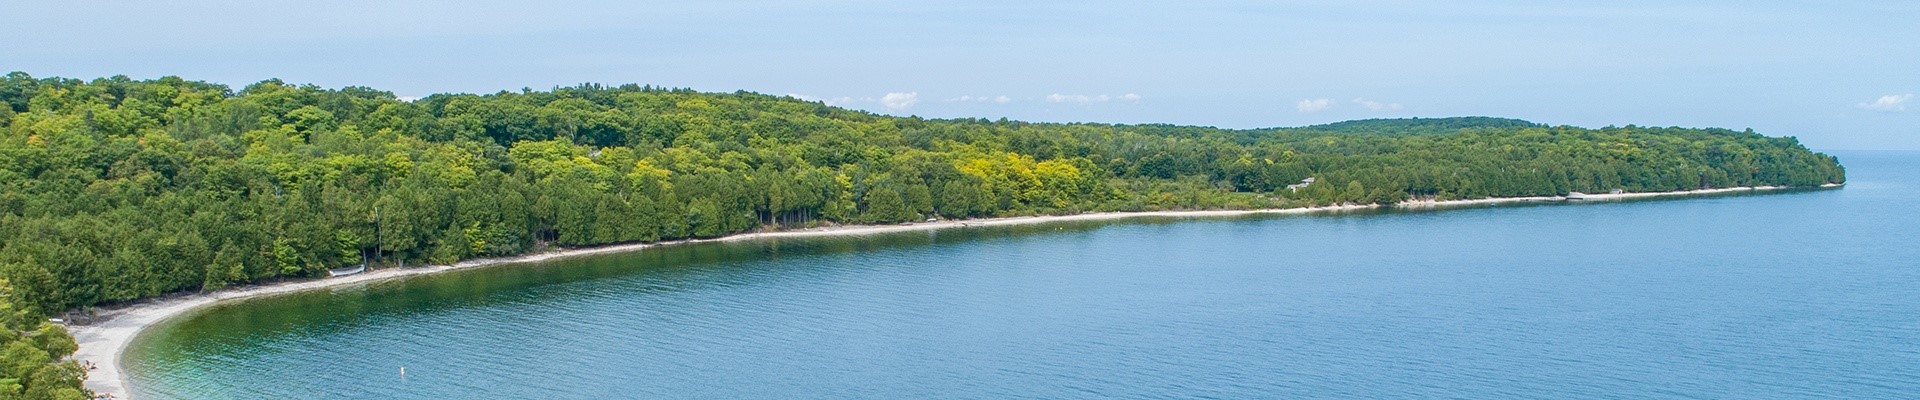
[6,1,1916,150]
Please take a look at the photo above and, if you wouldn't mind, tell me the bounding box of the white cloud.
[881,92,919,111]
[396,95,420,102]
[1296,98,1333,113]
[1857,94,1913,112]
[994,95,1012,104]
[1352,98,1404,111]
[1046,93,1141,103]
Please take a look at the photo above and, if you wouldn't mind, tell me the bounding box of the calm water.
[128,151,1919,399]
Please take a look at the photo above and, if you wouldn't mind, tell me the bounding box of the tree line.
[0,72,1845,320]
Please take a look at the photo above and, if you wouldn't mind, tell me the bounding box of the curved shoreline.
[68,185,1822,398]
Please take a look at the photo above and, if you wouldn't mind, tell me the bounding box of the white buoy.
[400,367,406,378]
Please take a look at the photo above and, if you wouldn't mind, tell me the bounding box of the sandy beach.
[67,185,1816,398]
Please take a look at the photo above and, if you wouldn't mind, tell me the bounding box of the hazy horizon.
[6,1,1915,150]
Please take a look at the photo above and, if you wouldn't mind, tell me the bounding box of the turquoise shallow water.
[128,151,1918,399]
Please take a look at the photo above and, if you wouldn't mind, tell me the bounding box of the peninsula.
[0,73,1844,398]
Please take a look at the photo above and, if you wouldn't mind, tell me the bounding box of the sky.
[5,0,1917,150]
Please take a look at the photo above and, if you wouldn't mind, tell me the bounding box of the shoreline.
[67,184,1824,398]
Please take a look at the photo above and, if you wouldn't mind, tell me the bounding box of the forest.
[0,72,1845,320]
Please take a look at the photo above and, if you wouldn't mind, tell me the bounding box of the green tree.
[0,280,88,399]
[862,186,912,223]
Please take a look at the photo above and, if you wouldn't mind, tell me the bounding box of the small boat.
[329,264,367,277]
[1566,192,1588,200]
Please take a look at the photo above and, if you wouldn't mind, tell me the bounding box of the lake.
[126,151,1919,399]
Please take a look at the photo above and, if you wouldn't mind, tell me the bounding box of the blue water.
[128,151,1919,399]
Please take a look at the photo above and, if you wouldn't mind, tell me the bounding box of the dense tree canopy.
[0,280,85,400]
[0,72,1844,316]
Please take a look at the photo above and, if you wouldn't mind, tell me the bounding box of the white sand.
[67,185,1817,398]
[1394,185,1796,208]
